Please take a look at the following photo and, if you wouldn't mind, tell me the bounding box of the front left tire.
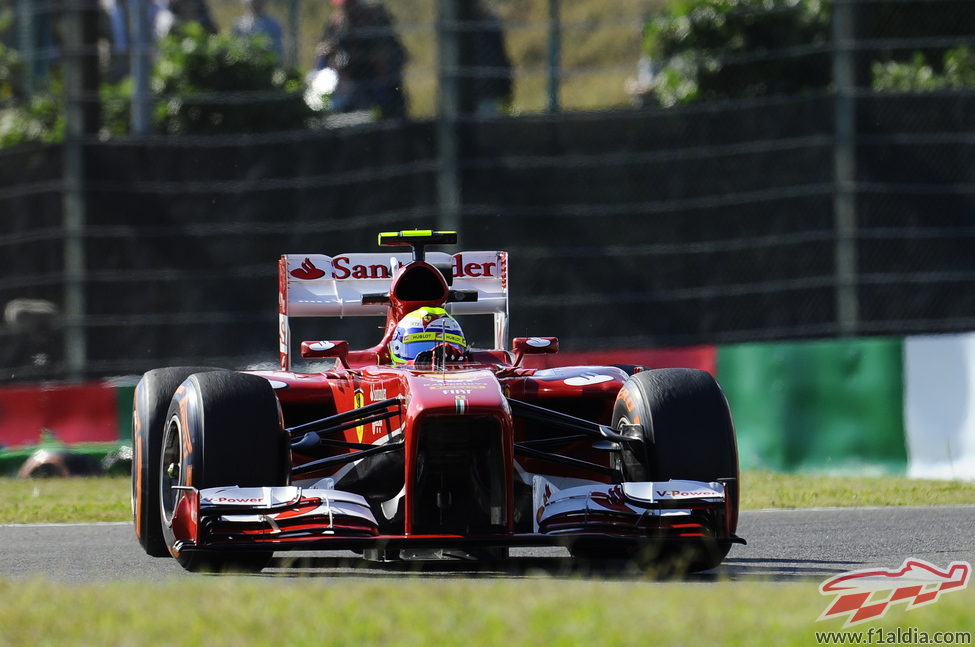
[132,366,222,557]
[159,371,289,573]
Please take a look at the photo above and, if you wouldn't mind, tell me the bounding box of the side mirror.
[300,340,350,368]
[512,337,559,366]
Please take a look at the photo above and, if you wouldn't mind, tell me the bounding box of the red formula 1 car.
[132,230,742,573]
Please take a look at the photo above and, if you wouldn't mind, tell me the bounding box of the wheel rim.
[160,415,183,525]
[615,415,651,482]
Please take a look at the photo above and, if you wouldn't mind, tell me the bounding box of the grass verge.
[1,473,973,646]
[740,470,975,509]
[0,476,130,524]
[0,577,971,647]
[1,471,974,525]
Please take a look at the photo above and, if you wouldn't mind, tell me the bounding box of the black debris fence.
[0,0,973,382]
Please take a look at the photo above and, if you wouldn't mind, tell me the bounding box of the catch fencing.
[0,0,973,383]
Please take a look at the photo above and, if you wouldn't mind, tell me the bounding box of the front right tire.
[611,369,738,493]
[608,368,739,572]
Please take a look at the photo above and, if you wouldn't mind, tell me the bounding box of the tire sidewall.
[160,375,207,560]
[158,371,287,570]
[611,368,739,530]
[132,366,220,557]
[611,373,659,482]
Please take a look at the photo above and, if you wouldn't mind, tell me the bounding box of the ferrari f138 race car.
[132,230,742,573]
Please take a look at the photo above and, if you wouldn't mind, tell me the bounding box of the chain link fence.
[0,0,973,383]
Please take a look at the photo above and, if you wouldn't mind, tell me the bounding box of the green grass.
[1,473,972,645]
[740,470,975,509]
[0,577,971,647]
[2,471,973,525]
[0,476,130,524]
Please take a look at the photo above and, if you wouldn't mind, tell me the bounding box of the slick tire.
[159,371,289,573]
[610,368,739,571]
[132,366,222,557]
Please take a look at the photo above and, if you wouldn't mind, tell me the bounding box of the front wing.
[169,479,743,555]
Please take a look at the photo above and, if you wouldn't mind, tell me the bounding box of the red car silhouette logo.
[290,258,327,280]
[818,558,971,627]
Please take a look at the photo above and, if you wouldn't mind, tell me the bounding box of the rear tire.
[609,368,739,572]
[132,366,221,557]
[159,371,289,573]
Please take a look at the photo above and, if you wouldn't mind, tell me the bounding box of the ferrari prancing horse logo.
[353,390,366,443]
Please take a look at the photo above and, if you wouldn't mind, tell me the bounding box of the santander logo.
[290,257,327,280]
[288,254,499,281]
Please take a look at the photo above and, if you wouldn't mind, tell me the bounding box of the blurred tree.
[152,22,311,135]
[0,32,23,101]
[641,0,831,106]
[855,1,975,81]
[872,46,975,92]
[0,5,13,51]
[3,19,314,147]
[639,0,975,106]
[0,84,65,147]
[0,34,65,148]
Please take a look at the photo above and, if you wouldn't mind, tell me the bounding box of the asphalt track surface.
[2,506,972,582]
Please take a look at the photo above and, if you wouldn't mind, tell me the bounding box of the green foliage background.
[0,31,64,148]
[4,0,975,146]
[642,0,831,106]
[872,46,975,92]
[640,0,975,105]
[1,21,311,146]
[151,23,311,135]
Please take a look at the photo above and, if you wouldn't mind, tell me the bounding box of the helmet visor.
[398,331,466,359]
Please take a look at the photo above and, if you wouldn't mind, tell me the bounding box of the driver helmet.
[389,307,467,364]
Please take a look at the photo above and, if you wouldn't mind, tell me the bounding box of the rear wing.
[278,251,508,368]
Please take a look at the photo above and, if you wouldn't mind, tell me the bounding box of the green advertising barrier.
[116,385,136,444]
[717,338,907,474]
[0,442,129,476]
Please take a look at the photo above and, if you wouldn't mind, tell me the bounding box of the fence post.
[61,0,97,381]
[129,0,152,135]
[547,0,561,113]
[436,0,462,236]
[833,0,858,336]
[287,0,300,69]
[16,0,37,96]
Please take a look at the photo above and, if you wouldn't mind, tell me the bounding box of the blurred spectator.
[2,0,60,90]
[104,0,216,57]
[624,55,661,108]
[314,0,407,119]
[233,0,283,62]
[469,0,512,116]
[156,0,218,38]
[102,0,163,80]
